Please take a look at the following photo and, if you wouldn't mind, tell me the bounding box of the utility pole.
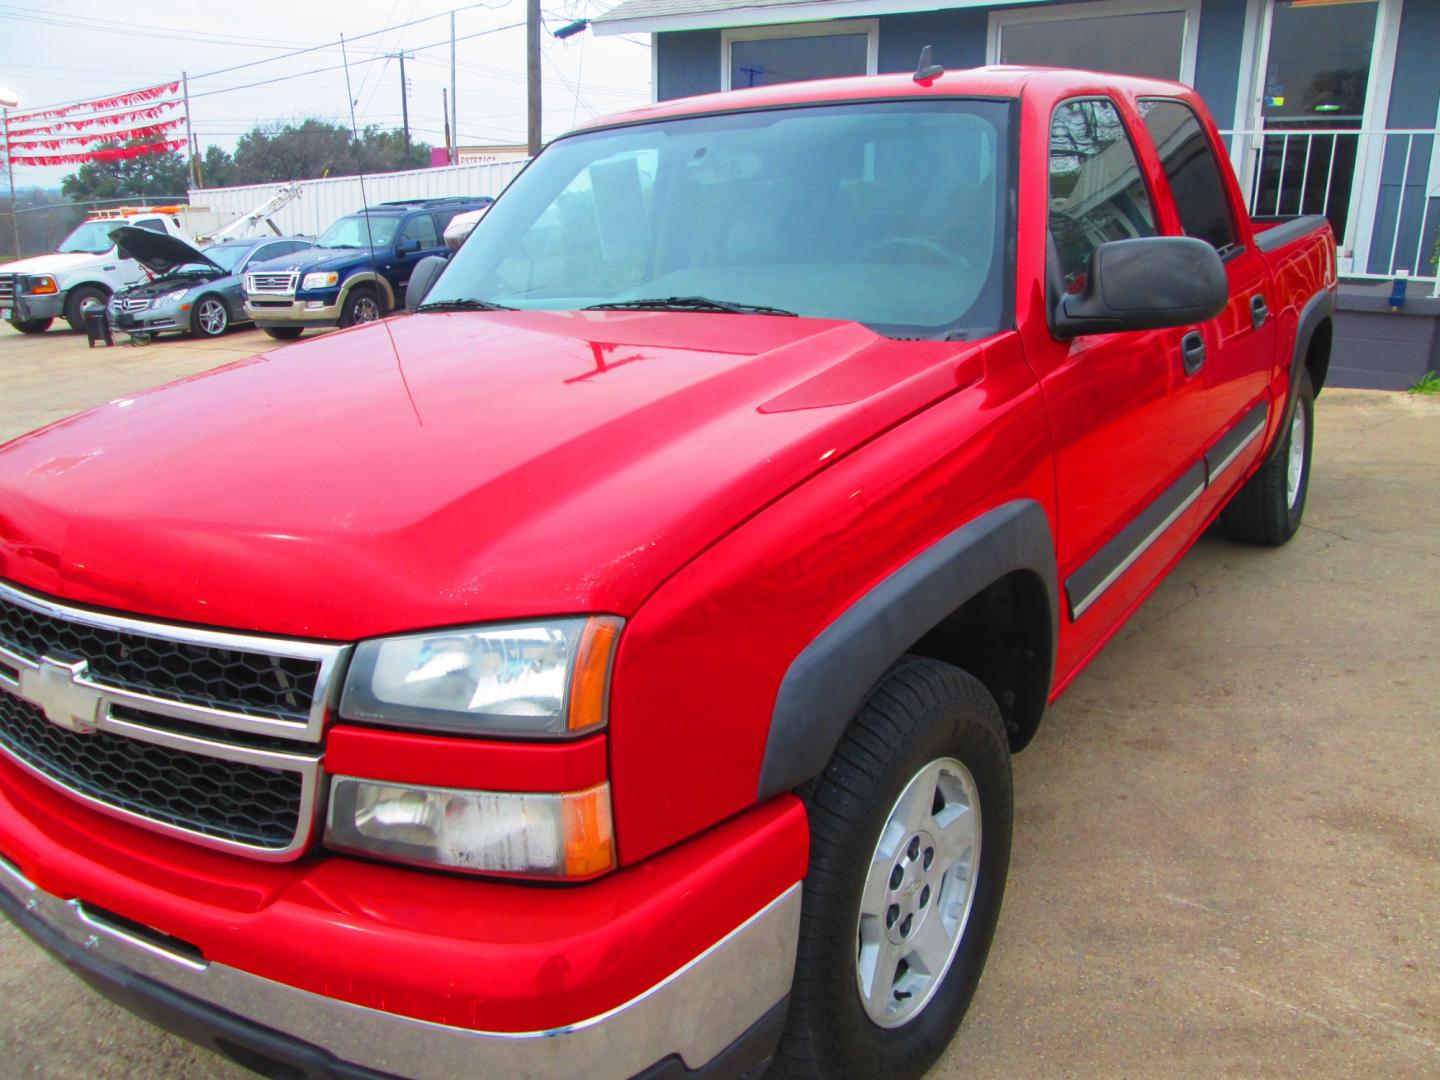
[449,10,458,165]
[442,88,452,164]
[2,108,18,257]
[181,71,199,190]
[397,53,410,154]
[527,0,541,155]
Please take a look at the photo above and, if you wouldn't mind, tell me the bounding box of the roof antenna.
[914,45,945,84]
[339,33,375,257]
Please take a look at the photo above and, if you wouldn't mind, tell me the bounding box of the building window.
[723,21,878,92]
[990,0,1199,83]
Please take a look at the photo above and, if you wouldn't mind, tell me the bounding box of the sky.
[0,0,652,190]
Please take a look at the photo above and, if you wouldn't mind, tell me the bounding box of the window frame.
[397,212,440,251]
[1045,93,1163,299]
[720,19,879,93]
[1137,96,1246,260]
[987,0,1201,85]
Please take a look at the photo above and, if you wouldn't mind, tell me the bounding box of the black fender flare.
[1269,288,1333,461]
[756,499,1058,800]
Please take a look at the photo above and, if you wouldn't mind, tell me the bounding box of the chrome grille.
[114,296,151,313]
[247,272,298,295]
[0,579,347,859]
[0,274,15,304]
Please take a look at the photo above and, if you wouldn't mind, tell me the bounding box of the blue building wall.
[1367,0,1440,275]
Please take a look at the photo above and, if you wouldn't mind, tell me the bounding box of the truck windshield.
[427,99,1013,338]
[57,221,118,254]
[317,215,400,249]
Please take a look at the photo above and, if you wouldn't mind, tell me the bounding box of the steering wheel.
[856,236,970,272]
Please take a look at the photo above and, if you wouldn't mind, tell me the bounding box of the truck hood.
[248,246,359,276]
[0,251,113,277]
[109,225,222,276]
[0,310,984,640]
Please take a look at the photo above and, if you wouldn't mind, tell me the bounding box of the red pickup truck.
[0,67,1334,1079]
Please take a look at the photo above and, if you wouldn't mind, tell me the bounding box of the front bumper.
[6,292,65,322]
[245,296,340,328]
[112,306,185,334]
[0,756,805,1079]
[0,856,795,1079]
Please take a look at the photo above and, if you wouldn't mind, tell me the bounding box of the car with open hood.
[108,227,313,339]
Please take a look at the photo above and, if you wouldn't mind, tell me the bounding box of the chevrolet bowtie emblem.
[16,657,103,734]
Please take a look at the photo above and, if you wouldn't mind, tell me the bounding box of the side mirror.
[406,255,448,312]
[1051,236,1227,339]
[396,238,423,256]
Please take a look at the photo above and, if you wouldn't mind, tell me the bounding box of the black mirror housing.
[405,255,448,312]
[397,239,423,255]
[1052,236,1227,339]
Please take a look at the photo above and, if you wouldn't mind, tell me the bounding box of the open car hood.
[109,225,222,276]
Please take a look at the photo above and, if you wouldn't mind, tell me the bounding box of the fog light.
[325,777,615,879]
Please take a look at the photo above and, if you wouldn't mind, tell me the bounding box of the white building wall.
[187,160,528,238]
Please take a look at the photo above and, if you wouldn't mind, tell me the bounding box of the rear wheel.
[262,327,305,341]
[191,295,230,338]
[63,285,108,332]
[8,317,52,334]
[339,286,383,328]
[770,657,1013,1080]
[1222,370,1314,546]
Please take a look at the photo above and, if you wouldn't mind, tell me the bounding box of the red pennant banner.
[8,82,179,124]
[4,118,184,149]
[6,138,186,168]
[8,102,178,138]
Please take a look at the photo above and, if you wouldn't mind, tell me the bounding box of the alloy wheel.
[1286,406,1306,508]
[197,298,227,336]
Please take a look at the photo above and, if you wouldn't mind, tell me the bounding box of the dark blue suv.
[241,196,492,339]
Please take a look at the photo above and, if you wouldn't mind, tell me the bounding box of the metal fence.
[187,159,528,238]
[1222,126,1440,294]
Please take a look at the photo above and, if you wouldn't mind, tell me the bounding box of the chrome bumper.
[0,855,799,1079]
[8,293,65,321]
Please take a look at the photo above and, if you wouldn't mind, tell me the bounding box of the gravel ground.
[1,321,1437,1078]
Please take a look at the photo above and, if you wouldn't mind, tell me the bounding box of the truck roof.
[578,65,1196,132]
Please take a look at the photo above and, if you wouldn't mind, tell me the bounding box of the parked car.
[0,68,1335,1079]
[0,206,220,335]
[242,196,492,339]
[106,228,314,340]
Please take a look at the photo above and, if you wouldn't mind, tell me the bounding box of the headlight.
[28,276,57,295]
[157,289,189,306]
[325,777,615,878]
[339,616,621,737]
[302,271,339,290]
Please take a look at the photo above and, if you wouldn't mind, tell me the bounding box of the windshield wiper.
[583,295,798,317]
[415,298,515,312]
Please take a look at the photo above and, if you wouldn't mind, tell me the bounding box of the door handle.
[1250,293,1269,329]
[1181,331,1206,376]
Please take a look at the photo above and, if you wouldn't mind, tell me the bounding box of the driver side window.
[1048,98,1156,294]
[399,214,439,251]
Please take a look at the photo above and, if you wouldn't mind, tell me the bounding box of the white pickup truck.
[1,205,219,334]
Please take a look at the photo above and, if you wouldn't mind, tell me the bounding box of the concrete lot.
[0,322,1437,1078]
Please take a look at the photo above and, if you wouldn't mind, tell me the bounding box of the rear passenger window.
[1048,98,1156,293]
[1139,99,1238,253]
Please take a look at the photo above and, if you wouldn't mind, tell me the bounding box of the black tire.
[771,656,1013,1080]
[1222,370,1314,546]
[262,326,305,341]
[190,294,230,338]
[63,284,109,332]
[8,317,52,334]
[338,285,384,328]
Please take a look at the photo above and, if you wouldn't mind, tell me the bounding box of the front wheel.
[63,285,108,332]
[1222,370,1314,546]
[338,286,383,328]
[770,657,1013,1080]
[191,295,230,338]
[8,317,52,334]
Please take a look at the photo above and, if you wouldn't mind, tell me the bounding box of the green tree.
[59,142,189,205]
[201,145,235,188]
[226,120,430,185]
